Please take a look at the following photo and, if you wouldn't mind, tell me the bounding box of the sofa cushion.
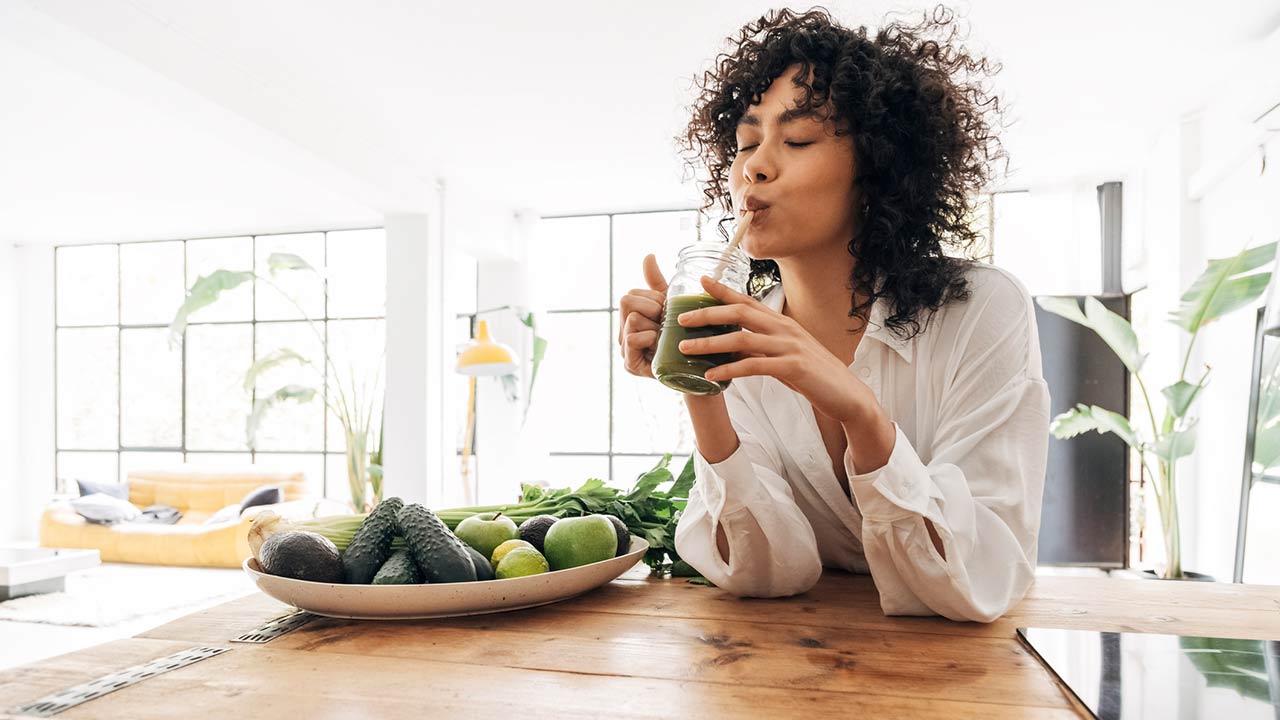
[204,503,243,526]
[239,485,284,514]
[126,468,309,511]
[70,493,140,524]
[76,479,129,500]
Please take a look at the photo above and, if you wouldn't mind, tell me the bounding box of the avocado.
[465,545,495,581]
[371,549,424,585]
[259,530,344,583]
[342,497,404,584]
[605,515,631,557]
[397,504,477,583]
[517,514,558,554]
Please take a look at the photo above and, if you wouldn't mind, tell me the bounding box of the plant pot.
[1138,569,1216,582]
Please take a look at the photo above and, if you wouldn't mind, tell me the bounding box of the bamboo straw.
[711,211,754,282]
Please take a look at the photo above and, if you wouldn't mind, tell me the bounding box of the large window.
[53,229,386,499]
[528,211,699,487]
[530,200,996,488]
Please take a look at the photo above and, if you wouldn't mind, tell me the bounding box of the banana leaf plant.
[168,253,385,512]
[1037,240,1277,578]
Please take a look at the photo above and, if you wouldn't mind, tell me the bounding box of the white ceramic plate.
[243,537,649,619]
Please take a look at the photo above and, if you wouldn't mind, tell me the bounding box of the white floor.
[0,564,253,671]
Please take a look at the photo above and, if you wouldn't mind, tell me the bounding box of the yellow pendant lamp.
[456,319,519,506]
[456,319,519,376]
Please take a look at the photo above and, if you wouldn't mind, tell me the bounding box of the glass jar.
[653,241,752,395]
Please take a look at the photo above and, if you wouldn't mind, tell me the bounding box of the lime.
[490,539,536,568]
[495,547,550,579]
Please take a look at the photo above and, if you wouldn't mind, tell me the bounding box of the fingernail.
[677,313,688,325]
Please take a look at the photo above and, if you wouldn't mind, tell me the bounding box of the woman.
[617,8,1050,622]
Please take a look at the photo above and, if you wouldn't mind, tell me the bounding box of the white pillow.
[70,493,140,524]
[203,503,243,526]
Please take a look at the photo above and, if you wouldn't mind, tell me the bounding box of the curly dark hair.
[682,6,1006,339]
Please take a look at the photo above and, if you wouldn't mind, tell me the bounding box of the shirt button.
[858,366,871,378]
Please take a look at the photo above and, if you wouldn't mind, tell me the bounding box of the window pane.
[536,312,610,452]
[121,328,182,447]
[254,233,325,320]
[57,327,118,449]
[543,454,610,488]
[528,217,610,311]
[612,211,698,307]
[186,324,252,450]
[57,451,118,489]
[186,237,253,323]
[611,311,695,456]
[611,455,690,492]
[326,229,386,318]
[56,245,117,326]
[253,453,325,501]
[185,452,253,469]
[326,319,386,451]
[120,451,184,483]
[120,241,184,326]
[253,321,325,451]
[1243,482,1280,584]
[327,452,353,506]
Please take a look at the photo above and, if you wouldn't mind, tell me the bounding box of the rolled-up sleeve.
[674,387,824,598]
[846,283,1051,622]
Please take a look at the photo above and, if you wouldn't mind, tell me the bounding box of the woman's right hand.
[617,254,669,379]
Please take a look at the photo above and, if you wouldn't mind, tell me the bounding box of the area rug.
[0,563,255,627]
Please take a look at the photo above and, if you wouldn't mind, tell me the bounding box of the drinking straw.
[711,211,754,282]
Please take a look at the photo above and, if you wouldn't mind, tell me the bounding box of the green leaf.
[1035,296,1089,325]
[168,270,254,347]
[1180,636,1272,702]
[1170,241,1276,333]
[242,348,311,392]
[668,455,697,500]
[1152,423,1197,462]
[1084,297,1146,373]
[1160,380,1199,419]
[267,252,317,276]
[1049,404,1140,449]
[1036,296,1146,373]
[246,384,318,449]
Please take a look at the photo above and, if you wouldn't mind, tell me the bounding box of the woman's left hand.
[677,275,872,423]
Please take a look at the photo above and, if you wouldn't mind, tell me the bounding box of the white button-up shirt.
[674,263,1051,622]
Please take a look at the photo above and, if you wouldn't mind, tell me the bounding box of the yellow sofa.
[40,468,347,568]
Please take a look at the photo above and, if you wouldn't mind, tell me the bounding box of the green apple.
[454,512,519,561]
[495,547,550,579]
[543,515,618,570]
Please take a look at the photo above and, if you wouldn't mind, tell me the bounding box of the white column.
[382,210,442,506]
[11,245,55,543]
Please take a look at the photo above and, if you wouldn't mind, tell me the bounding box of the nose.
[741,142,776,185]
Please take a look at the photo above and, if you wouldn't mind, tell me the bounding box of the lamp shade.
[456,319,519,376]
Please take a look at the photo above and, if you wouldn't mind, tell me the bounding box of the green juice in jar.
[651,241,751,396]
[653,292,740,395]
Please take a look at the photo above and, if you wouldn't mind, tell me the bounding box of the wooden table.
[2,566,1279,719]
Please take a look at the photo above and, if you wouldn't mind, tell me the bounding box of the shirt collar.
[759,283,915,364]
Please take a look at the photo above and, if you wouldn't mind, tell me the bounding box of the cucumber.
[465,545,495,581]
[341,497,404,584]
[397,504,477,583]
[371,549,424,585]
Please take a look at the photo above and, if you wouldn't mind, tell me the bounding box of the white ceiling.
[3,0,1279,245]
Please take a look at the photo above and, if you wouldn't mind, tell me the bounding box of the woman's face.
[728,67,859,261]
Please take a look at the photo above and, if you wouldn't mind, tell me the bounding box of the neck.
[776,243,866,364]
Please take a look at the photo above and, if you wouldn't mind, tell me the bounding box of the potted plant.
[168,253,384,512]
[1037,241,1276,579]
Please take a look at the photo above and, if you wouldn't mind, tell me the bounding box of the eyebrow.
[738,107,819,128]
